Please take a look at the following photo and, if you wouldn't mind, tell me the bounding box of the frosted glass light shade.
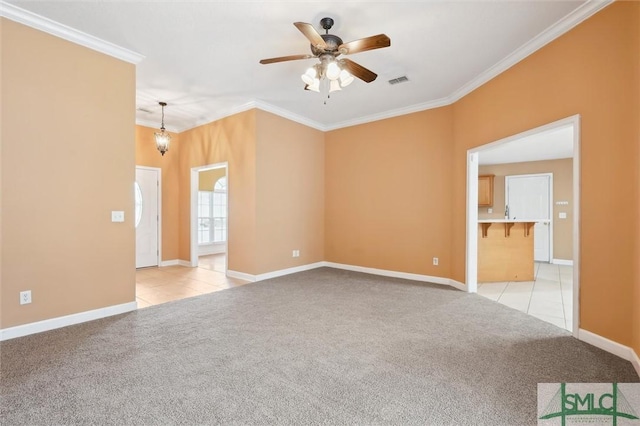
[154,129,171,156]
[329,79,342,93]
[339,70,354,87]
[326,62,341,80]
[307,78,320,92]
[301,67,317,85]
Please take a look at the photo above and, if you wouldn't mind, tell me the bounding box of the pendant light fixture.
[154,102,170,156]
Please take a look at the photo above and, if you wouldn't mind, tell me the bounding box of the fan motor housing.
[311,34,343,56]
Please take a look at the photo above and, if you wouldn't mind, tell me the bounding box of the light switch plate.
[111,211,125,222]
[559,212,567,219]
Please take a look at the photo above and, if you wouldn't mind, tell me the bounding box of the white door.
[135,167,159,268]
[505,174,552,262]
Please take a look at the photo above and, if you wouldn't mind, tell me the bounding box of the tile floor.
[477,262,573,331]
[136,254,249,308]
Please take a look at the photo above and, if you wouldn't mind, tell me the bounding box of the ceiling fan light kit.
[260,17,390,99]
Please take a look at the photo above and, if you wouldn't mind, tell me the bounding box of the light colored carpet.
[1,267,638,425]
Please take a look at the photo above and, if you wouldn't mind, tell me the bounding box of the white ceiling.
[4,0,607,133]
[479,125,574,165]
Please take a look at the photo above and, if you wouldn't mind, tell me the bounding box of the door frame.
[505,172,554,262]
[135,166,162,268]
[190,162,229,270]
[465,114,580,338]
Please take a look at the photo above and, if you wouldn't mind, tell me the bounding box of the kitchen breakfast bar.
[478,219,537,282]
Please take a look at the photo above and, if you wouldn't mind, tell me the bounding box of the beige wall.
[255,110,325,274]
[178,110,258,274]
[479,159,573,260]
[199,168,226,191]
[452,2,639,347]
[1,19,136,328]
[135,125,181,261]
[325,107,454,278]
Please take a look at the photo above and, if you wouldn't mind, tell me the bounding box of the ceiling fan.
[259,17,390,91]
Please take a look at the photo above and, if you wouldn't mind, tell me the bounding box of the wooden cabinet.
[478,175,494,207]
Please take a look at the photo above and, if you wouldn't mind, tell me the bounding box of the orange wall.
[178,110,258,274]
[325,107,454,278]
[135,126,181,261]
[255,110,325,274]
[452,2,639,346]
[1,19,136,328]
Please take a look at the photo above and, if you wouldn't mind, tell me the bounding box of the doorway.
[190,163,228,273]
[465,115,580,336]
[135,166,161,268]
[505,173,552,262]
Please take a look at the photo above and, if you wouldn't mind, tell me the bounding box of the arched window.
[198,176,227,244]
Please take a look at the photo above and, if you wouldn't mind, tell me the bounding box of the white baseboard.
[632,347,640,379]
[0,301,138,342]
[256,262,327,281]
[228,261,465,292]
[178,260,192,267]
[552,259,573,266]
[198,244,226,256]
[578,328,640,378]
[324,261,463,290]
[160,259,179,267]
[226,269,257,282]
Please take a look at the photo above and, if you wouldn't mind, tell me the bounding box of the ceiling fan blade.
[294,22,327,50]
[340,59,377,83]
[339,34,390,55]
[259,54,315,65]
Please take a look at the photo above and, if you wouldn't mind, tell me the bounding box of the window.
[198,176,227,244]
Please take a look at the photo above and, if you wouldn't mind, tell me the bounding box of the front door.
[135,167,159,268]
[505,174,552,262]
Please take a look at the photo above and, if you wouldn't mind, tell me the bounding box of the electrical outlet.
[433,257,439,266]
[292,250,300,258]
[487,208,493,214]
[20,290,32,305]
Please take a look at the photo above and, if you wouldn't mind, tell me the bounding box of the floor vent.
[388,76,409,85]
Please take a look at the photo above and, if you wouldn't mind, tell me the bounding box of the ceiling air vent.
[388,76,409,85]
[137,107,153,114]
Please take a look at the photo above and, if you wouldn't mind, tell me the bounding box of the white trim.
[552,259,574,266]
[322,96,452,131]
[466,115,581,337]
[448,279,467,292]
[0,1,144,64]
[0,301,137,341]
[159,259,180,267]
[198,243,226,256]
[190,163,228,269]
[578,329,640,374]
[632,348,640,379]
[151,0,609,134]
[226,269,257,282]
[571,117,581,338]
[255,262,327,282]
[466,152,479,294]
[448,0,613,104]
[227,261,466,291]
[178,260,192,267]
[324,262,463,290]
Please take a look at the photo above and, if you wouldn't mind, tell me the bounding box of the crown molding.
[253,100,327,131]
[449,0,613,103]
[0,1,144,64]
[323,96,453,131]
[139,0,612,134]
